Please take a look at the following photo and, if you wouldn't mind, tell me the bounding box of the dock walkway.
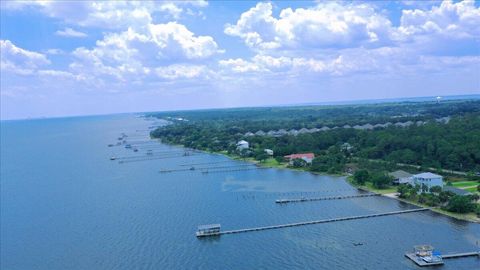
[197,208,429,237]
[442,251,479,259]
[405,251,479,267]
[275,193,380,204]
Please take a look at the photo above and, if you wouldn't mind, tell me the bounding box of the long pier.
[275,193,380,204]
[442,251,479,259]
[118,154,196,163]
[197,208,429,237]
[159,164,256,173]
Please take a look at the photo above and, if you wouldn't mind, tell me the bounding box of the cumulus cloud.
[225,2,393,50]
[55,27,88,38]
[1,1,209,29]
[1,40,50,75]
[399,0,480,37]
[70,22,220,82]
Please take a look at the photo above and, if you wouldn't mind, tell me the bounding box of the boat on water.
[110,157,116,160]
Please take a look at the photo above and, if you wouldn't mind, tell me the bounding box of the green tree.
[429,185,442,194]
[371,173,392,189]
[354,169,370,185]
[446,195,476,213]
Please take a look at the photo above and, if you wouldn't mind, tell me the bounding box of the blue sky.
[1,0,479,120]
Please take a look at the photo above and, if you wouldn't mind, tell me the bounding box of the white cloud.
[70,22,220,83]
[1,1,209,29]
[1,40,50,75]
[225,2,393,51]
[398,0,480,41]
[55,27,88,38]
[155,64,209,79]
[45,49,65,55]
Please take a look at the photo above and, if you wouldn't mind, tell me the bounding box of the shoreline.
[346,177,480,223]
[155,139,480,224]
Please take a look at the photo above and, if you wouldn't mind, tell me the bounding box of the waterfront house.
[412,172,444,190]
[341,142,353,152]
[264,149,274,156]
[389,170,413,185]
[284,153,315,165]
[236,140,249,150]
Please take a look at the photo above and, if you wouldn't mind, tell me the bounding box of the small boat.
[110,157,116,160]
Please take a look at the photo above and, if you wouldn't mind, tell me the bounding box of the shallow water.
[1,114,479,269]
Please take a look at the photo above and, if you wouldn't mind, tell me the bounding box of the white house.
[412,172,443,190]
[264,149,274,156]
[236,140,249,150]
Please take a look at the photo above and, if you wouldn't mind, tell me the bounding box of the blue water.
[1,114,479,269]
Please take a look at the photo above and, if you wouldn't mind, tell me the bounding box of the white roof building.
[412,172,443,190]
[236,140,249,150]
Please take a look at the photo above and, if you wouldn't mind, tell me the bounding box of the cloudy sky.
[1,0,479,119]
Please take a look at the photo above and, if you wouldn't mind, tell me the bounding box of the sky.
[1,0,479,120]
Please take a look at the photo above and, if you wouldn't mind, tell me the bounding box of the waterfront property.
[412,172,443,190]
[264,149,274,156]
[284,153,315,165]
[236,140,249,150]
[389,170,413,185]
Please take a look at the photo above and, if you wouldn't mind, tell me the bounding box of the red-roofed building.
[284,153,315,164]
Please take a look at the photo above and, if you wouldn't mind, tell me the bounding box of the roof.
[237,140,248,144]
[389,170,413,179]
[198,224,221,230]
[443,186,472,196]
[413,172,442,179]
[284,153,315,159]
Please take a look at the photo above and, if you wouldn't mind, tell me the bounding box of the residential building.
[412,172,444,190]
[284,153,315,165]
[389,170,413,185]
[236,140,249,150]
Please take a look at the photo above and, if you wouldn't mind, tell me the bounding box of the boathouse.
[196,224,221,237]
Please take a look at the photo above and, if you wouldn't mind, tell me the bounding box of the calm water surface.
[1,114,479,269]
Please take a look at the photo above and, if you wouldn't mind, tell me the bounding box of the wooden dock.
[442,251,479,259]
[404,253,444,266]
[275,193,380,204]
[197,208,429,237]
[405,251,479,267]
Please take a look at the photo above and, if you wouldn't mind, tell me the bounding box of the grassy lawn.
[464,186,479,193]
[346,177,397,194]
[452,181,479,187]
